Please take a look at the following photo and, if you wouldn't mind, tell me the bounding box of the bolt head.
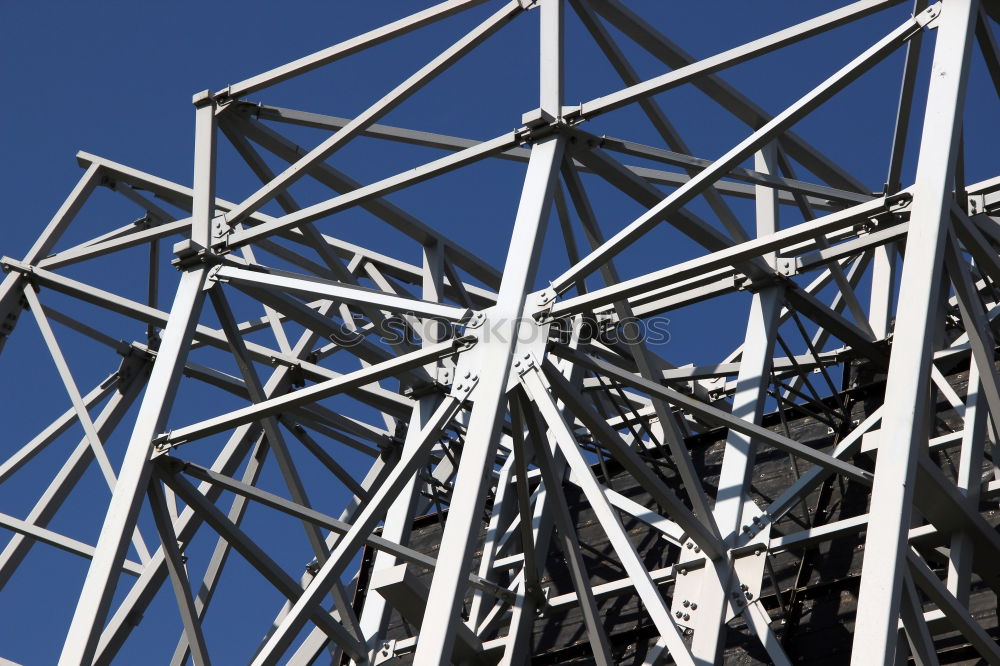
[690,603,698,610]
[683,613,690,621]
[675,611,683,618]
[682,600,690,608]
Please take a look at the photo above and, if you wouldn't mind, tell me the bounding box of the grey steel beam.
[229,115,502,289]
[695,143,784,661]
[0,362,148,590]
[0,372,119,485]
[585,0,896,192]
[211,264,470,322]
[519,390,613,665]
[59,91,218,666]
[551,12,924,291]
[559,159,722,542]
[851,2,979,661]
[543,195,890,318]
[218,1,521,231]
[168,436,269,666]
[247,389,470,664]
[409,133,568,666]
[541,360,723,558]
[555,346,872,484]
[520,360,695,666]
[223,130,520,250]
[246,102,850,212]
[159,336,469,447]
[220,0,492,99]
[156,465,367,661]
[147,479,211,666]
[0,512,143,578]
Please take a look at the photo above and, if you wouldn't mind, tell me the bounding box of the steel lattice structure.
[3,0,1000,663]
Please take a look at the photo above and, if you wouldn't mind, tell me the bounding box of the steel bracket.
[374,639,397,664]
[171,239,211,270]
[776,257,800,277]
[916,2,942,29]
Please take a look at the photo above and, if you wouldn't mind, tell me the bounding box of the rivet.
[683,613,690,621]
[675,611,683,618]
[690,603,698,610]
[682,600,690,608]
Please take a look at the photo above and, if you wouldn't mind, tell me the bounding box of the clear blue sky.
[2,2,998,662]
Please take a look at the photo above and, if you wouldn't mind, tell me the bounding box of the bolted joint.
[512,352,538,376]
[915,2,941,28]
[518,108,569,143]
[450,371,480,399]
[465,310,486,329]
[886,191,912,212]
[535,288,555,307]
[776,257,799,277]
[211,214,230,240]
[170,239,215,270]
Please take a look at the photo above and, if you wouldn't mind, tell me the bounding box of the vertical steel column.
[412,132,565,663]
[694,143,784,662]
[59,90,218,665]
[851,2,978,662]
[412,3,564,661]
[358,241,447,658]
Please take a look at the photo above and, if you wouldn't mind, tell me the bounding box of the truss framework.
[3,0,1000,663]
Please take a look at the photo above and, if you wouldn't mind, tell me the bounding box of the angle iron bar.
[223,130,520,250]
[586,0,901,193]
[544,195,892,318]
[248,388,471,665]
[221,0,495,99]
[555,346,873,485]
[219,1,522,230]
[552,13,924,292]
[160,336,470,446]
[211,264,471,322]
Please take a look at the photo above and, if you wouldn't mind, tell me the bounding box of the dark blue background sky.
[2,2,999,663]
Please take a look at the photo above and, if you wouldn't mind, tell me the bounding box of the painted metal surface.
[2,1,1000,663]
